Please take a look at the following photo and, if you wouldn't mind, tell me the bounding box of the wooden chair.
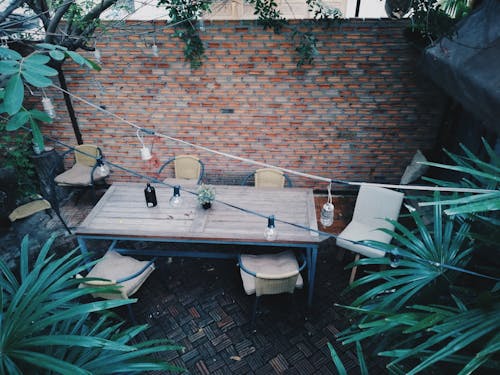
[242,168,292,188]
[54,144,110,202]
[157,155,204,187]
[336,185,404,284]
[238,250,306,329]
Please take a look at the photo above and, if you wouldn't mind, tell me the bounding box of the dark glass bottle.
[144,183,157,207]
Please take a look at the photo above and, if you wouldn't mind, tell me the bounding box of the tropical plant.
[329,141,500,374]
[0,234,184,374]
[0,43,99,151]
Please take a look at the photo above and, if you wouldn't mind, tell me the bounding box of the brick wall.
[45,19,445,190]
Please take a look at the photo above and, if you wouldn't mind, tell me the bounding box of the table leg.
[77,236,91,270]
[306,246,318,308]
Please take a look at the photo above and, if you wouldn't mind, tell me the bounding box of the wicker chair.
[336,185,404,284]
[157,155,204,187]
[238,250,306,328]
[54,144,110,202]
[242,168,292,188]
[78,250,155,322]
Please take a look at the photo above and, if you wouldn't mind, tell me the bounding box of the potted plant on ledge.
[197,184,215,209]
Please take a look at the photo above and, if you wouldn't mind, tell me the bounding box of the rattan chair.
[238,250,306,328]
[157,155,204,187]
[54,144,110,202]
[241,168,292,188]
[78,250,155,321]
[336,185,404,284]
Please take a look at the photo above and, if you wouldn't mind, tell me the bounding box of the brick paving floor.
[7,189,387,374]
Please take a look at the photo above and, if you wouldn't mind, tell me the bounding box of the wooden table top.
[76,182,321,245]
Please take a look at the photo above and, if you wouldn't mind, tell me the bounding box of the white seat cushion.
[336,221,391,258]
[80,251,155,300]
[55,164,108,186]
[239,251,303,295]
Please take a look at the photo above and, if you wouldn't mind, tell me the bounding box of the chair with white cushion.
[79,250,155,321]
[336,185,404,284]
[238,250,306,328]
[54,144,110,202]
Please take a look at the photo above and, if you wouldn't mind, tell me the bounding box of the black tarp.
[422,0,500,133]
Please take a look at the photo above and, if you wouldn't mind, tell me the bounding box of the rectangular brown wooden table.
[76,182,323,306]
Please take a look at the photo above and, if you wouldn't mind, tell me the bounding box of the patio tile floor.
[6,189,387,374]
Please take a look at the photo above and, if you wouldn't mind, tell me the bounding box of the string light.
[95,158,110,178]
[169,185,182,208]
[389,249,400,268]
[264,215,277,241]
[320,182,334,227]
[41,94,56,118]
[37,132,500,283]
[137,129,153,161]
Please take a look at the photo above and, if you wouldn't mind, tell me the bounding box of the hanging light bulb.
[137,129,152,161]
[93,47,102,63]
[390,249,400,268]
[95,158,110,178]
[151,43,159,57]
[169,185,182,208]
[198,18,205,31]
[42,97,56,118]
[320,182,334,227]
[264,215,277,241]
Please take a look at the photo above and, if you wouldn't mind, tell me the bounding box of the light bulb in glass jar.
[320,202,334,227]
[169,185,182,208]
[264,215,277,241]
[390,249,400,268]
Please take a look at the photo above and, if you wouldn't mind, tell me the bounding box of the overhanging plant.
[0,234,184,374]
[328,141,499,374]
[0,43,100,151]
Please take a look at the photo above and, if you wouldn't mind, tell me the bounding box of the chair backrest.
[174,155,202,180]
[74,144,101,167]
[352,185,404,230]
[254,271,299,297]
[255,168,286,188]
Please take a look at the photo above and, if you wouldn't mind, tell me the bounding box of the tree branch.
[46,0,74,36]
[0,0,26,24]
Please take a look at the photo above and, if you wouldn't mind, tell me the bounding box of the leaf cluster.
[0,234,185,374]
[0,43,99,150]
[329,141,500,374]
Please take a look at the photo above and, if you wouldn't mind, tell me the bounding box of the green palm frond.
[0,234,185,374]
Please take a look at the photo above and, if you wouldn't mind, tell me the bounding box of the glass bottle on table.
[144,183,157,207]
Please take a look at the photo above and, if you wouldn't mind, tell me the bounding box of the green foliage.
[294,31,318,67]
[197,183,216,204]
[247,0,286,33]
[159,0,211,69]
[0,234,185,374]
[0,43,99,150]
[330,142,500,374]
[0,122,38,199]
[407,0,472,45]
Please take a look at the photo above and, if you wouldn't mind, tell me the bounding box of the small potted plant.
[197,184,215,209]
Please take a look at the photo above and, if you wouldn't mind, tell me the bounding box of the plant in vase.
[197,184,215,209]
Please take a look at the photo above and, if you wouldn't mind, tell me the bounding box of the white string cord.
[50,83,499,194]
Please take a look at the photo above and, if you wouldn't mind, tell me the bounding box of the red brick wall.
[45,19,444,190]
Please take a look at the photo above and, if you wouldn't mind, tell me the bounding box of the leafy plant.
[0,43,99,150]
[197,183,215,205]
[329,141,499,374]
[0,121,38,198]
[0,234,184,374]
